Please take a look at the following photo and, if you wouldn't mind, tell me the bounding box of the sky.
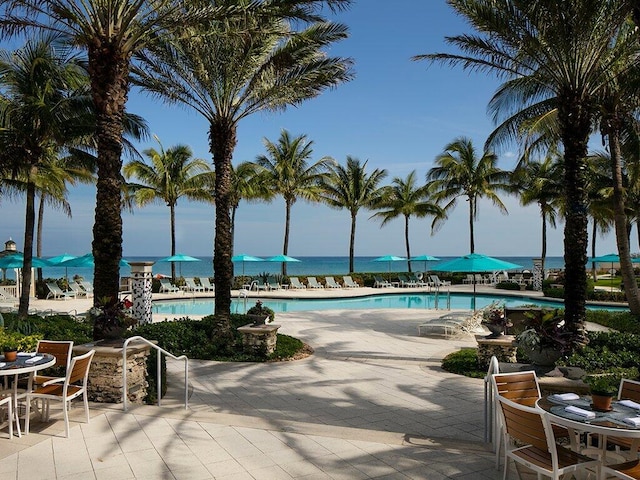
[0,1,627,259]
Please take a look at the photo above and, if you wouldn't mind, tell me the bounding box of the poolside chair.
[158,278,179,293]
[600,379,640,457]
[408,273,428,287]
[25,349,95,438]
[183,277,205,292]
[0,395,12,439]
[373,275,392,288]
[398,274,416,288]
[429,275,451,287]
[267,276,281,290]
[306,277,324,289]
[463,274,475,285]
[79,281,94,297]
[324,276,341,288]
[602,460,640,479]
[342,276,360,288]
[496,396,598,480]
[33,340,74,387]
[45,282,76,300]
[68,281,88,298]
[200,277,215,292]
[289,277,307,289]
[251,278,269,291]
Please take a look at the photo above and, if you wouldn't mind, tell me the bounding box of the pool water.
[151,292,628,315]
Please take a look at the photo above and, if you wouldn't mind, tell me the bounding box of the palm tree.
[0,34,90,316]
[318,157,387,273]
[132,6,352,334]
[426,137,511,254]
[370,171,442,272]
[512,154,563,275]
[417,0,632,347]
[124,136,214,281]
[255,130,334,275]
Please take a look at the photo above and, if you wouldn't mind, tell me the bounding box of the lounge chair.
[46,282,76,300]
[289,277,307,289]
[158,278,179,293]
[408,273,428,287]
[251,278,269,291]
[324,276,341,288]
[79,281,94,297]
[267,276,281,290]
[398,274,416,287]
[69,281,88,298]
[342,276,360,288]
[429,275,451,287]
[306,277,324,289]
[463,274,475,285]
[183,277,205,292]
[200,277,215,292]
[373,275,393,288]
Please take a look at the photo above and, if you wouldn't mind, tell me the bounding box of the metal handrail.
[122,336,189,412]
[484,355,500,445]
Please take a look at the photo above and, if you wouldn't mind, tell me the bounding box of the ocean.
[28,255,566,283]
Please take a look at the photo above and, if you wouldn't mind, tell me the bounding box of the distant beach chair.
[373,275,393,288]
[398,274,416,287]
[408,273,428,287]
[324,276,341,288]
[289,277,307,289]
[200,277,215,292]
[183,277,205,292]
[46,282,76,300]
[429,275,451,287]
[80,281,94,296]
[463,274,475,285]
[159,278,180,293]
[69,281,88,298]
[342,276,360,288]
[251,278,269,291]
[267,276,281,290]
[306,277,324,289]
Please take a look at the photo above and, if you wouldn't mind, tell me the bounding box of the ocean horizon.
[29,255,566,283]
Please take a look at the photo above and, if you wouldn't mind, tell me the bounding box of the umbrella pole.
[473,282,477,311]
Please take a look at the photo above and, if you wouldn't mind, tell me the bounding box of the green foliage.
[0,329,40,352]
[584,367,638,396]
[441,348,485,379]
[586,310,640,334]
[246,301,275,322]
[271,334,304,360]
[495,281,522,290]
[562,331,640,372]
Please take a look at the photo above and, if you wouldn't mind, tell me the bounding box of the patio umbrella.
[587,253,640,290]
[410,255,441,275]
[232,253,264,277]
[373,255,406,272]
[0,253,51,268]
[60,253,130,268]
[435,253,522,310]
[266,254,301,275]
[156,253,200,278]
[47,253,78,284]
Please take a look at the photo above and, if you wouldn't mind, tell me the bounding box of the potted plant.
[515,308,571,367]
[90,296,138,342]
[480,302,512,338]
[2,341,17,362]
[246,301,275,326]
[585,374,621,411]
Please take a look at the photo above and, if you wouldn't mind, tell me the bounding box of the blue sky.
[1,1,625,258]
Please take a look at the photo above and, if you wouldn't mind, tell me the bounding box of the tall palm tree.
[132,7,352,335]
[0,34,90,316]
[417,0,632,347]
[512,154,563,275]
[318,157,387,273]
[255,130,334,275]
[426,137,511,254]
[124,136,214,282]
[370,171,442,272]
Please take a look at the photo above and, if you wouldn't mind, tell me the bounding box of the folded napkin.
[17,352,36,357]
[25,356,43,364]
[623,417,640,427]
[565,405,596,419]
[619,399,640,410]
[0,362,5,368]
[550,393,580,401]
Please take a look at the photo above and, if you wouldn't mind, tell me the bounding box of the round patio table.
[0,353,55,437]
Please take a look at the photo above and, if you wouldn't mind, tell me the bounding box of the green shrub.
[495,281,521,290]
[441,348,485,378]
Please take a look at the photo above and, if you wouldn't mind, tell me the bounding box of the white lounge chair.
[373,275,393,288]
[69,281,88,298]
[158,278,179,293]
[200,277,215,292]
[342,276,360,288]
[46,282,76,300]
[289,277,307,289]
[267,276,281,290]
[324,276,341,288]
[429,275,451,287]
[79,281,94,297]
[183,278,205,292]
[307,277,324,289]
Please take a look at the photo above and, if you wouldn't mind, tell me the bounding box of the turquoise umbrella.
[435,253,522,310]
[47,253,78,285]
[410,254,441,273]
[266,255,301,275]
[157,253,200,278]
[0,253,51,268]
[373,255,406,272]
[232,254,264,277]
[60,253,130,268]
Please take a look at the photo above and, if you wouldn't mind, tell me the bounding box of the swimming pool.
[151,292,628,315]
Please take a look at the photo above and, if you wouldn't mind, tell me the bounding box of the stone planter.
[483,323,505,338]
[237,323,281,355]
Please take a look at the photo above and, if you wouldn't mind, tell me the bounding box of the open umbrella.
[232,253,264,277]
[587,253,640,290]
[266,254,301,275]
[373,255,406,273]
[157,253,200,278]
[410,254,441,275]
[435,253,522,310]
[0,253,51,268]
[47,253,78,284]
[60,253,130,268]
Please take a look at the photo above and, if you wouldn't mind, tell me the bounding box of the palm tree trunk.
[404,215,411,273]
[283,201,291,276]
[469,196,475,253]
[231,204,238,276]
[591,220,598,281]
[36,193,44,286]
[209,119,236,343]
[607,124,640,313]
[170,203,176,282]
[19,179,36,317]
[558,98,590,348]
[88,46,128,315]
[541,206,547,275]
[349,212,356,273]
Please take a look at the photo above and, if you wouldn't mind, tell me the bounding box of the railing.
[122,336,189,412]
[484,355,500,446]
[433,287,451,310]
[0,285,18,299]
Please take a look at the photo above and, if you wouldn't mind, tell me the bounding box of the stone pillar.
[475,335,518,368]
[237,324,281,354]
[532,258,543,291]
[74,342,152,404]
[129,261,154,325]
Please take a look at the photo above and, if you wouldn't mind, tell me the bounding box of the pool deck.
[0,283,622,479]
